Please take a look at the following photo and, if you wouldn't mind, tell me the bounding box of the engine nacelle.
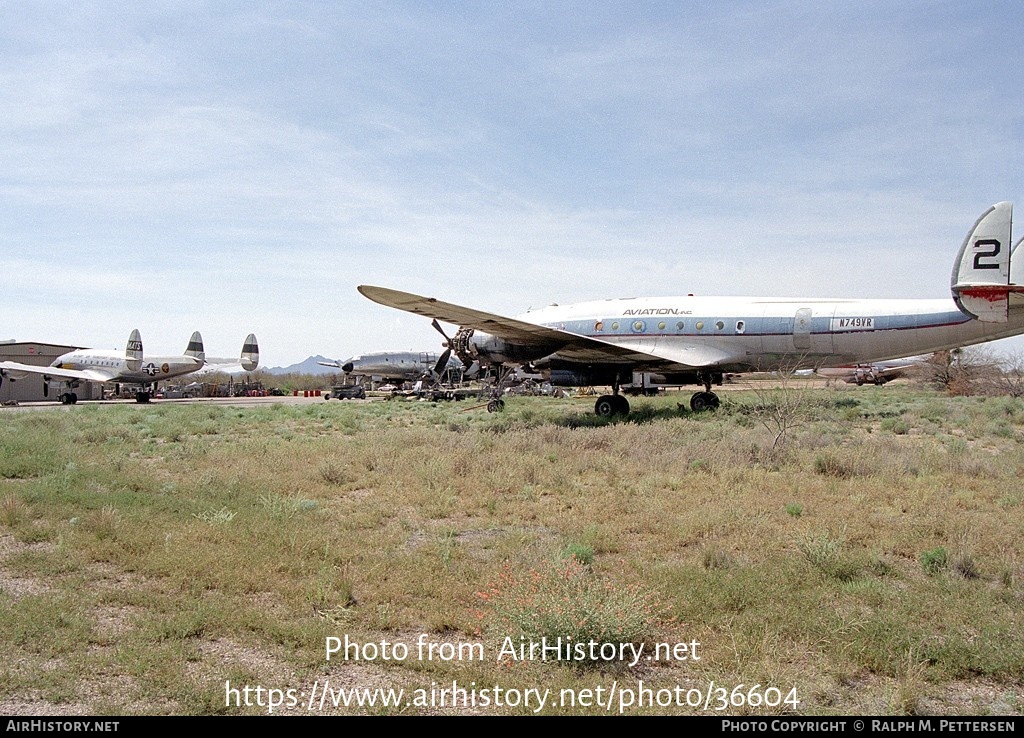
[469,332,561,365]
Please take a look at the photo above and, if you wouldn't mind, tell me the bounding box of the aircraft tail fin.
[240,334,259,372]
[950,201,1024,322]
[184,331,206,364]
[126,329,143,372]
[1010,236,1024,310]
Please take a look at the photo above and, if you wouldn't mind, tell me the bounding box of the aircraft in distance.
[815,355,930,386]
[318,350,467,385]
[359,201,1024,417]
[198,335,262,375]
[0,332,259,404]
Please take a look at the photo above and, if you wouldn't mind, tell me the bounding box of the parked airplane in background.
[0,332,259,404]
[199,335,262,375]
[318,350,466,385]
[815,355,930,386]
[360,201,1024,416]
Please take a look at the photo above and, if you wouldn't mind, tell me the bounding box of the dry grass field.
[1,380,1022,715]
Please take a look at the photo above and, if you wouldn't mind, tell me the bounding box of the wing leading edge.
[357,285,741,370]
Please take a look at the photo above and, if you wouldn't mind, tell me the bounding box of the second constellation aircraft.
[360,201,1024,416]
[0,331,259,404]
[318,351,466,384]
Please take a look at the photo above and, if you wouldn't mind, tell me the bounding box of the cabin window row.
[593,320,746,334]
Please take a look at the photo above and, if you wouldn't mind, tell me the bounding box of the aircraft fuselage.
[338,351,463,381]
[472,296,1024,374]
[52,350,203,384]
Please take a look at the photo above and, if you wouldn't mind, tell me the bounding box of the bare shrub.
[923,348,1004,397]
[739,366,824,453]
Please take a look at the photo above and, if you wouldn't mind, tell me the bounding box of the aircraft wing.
[359,286,578,346]
[358,286,743,370]
[0,361,114,383]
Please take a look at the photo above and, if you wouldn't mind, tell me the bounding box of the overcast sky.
[3,1,1024,366]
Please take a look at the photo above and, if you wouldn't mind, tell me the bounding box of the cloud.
[2,3,1023,364]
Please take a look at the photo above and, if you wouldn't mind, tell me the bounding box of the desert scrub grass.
[5,389,1024,713]
[880,416,910,435]
[474,558,669,670]
[80,504,120,540]
[307,563,357,619]
[0,416,77,479]
[701,546,733,570]
[1,493,30,527]
[192,507,237,526]
[797,531,862,582]
[317,459,352,486]
[890,652,930,715]
[259,493,317,520]
[920,547,948,576]
[561,541,595,566]
[0,593,94,658]
[951,549,980,580]
[812,450,857,478]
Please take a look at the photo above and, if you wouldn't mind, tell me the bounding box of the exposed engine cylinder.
[450,327,477,365]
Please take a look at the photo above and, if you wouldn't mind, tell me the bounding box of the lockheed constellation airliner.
[318,350,465,385]
[0,331,259,404]
[359,201,1024,416]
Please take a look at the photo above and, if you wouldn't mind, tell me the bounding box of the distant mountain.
[264,355,343,376]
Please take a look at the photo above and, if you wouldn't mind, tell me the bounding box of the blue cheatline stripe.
[546,311,972,337]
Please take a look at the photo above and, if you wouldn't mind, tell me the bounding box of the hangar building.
[0,340,102,404]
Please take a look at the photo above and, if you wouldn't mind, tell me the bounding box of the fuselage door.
[793,308,813,350]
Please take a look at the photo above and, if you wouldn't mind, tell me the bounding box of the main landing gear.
[594,393,629,417]
[48,377,81,405]
[485,365,512,413]
[595,376,630,417]
[689,374,721,412]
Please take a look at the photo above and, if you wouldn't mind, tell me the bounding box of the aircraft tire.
[135,392,151,404]
[690,391,720,412]
[595,395,630,417]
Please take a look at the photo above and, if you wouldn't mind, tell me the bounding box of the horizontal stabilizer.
[951,201,1012,322]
